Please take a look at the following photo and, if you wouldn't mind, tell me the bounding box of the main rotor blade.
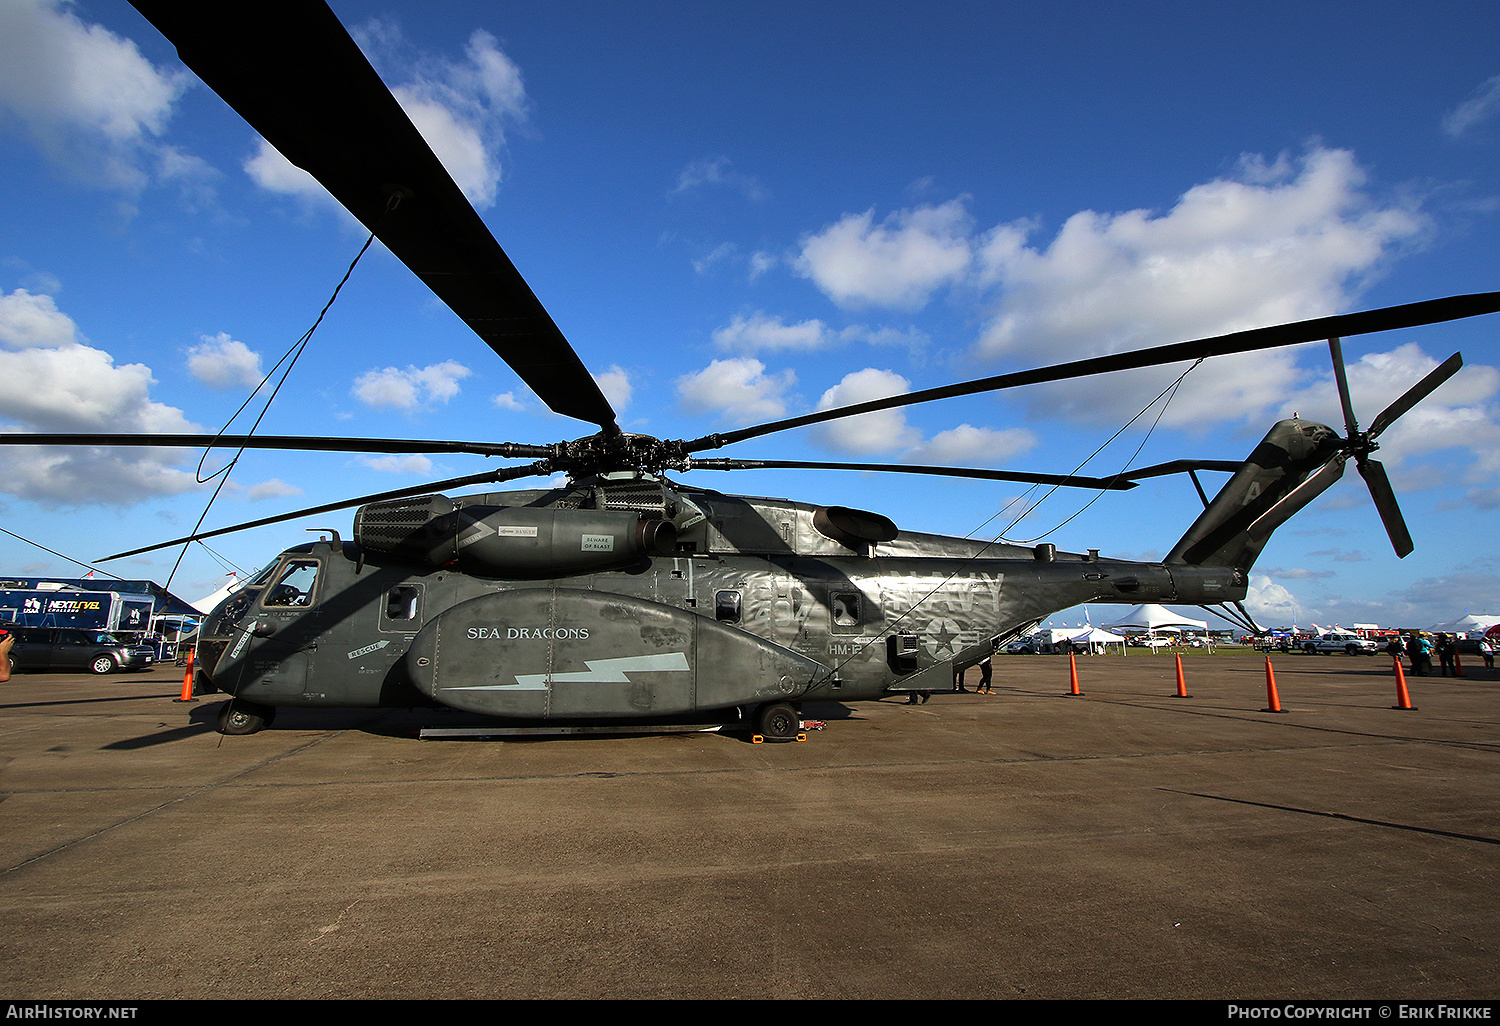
[98,461,553,562]
[683,293,1500,453]
[1117,459,1244,480]
[688,458,1138,490]
[1365,352,1465,440]
[0,433,556,459]
[128,1,617,432]
[1357,458,1414,559]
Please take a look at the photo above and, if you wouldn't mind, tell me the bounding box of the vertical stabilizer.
[1166,419,1343,569]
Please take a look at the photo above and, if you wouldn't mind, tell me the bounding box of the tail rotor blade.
[1357,458,1414,559]
[1366,353,1464,440]
[1328,337,1360,437]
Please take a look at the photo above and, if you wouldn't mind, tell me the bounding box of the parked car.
[1301,631,1378,656]
[1004,638,1038,654]
[7,627,156,674]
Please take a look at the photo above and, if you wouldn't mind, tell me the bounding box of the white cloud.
[1245,574,1304,625]
[976,149,1424,364]
[797,199,973,310]
[255,23,528,209]
[713,313,836,353]
[1442,74,1500,139]
[676,358,796,425]
[352,361,471,411]
[966,147,1429,429]
[0,289,201,503]
[592,365,633,411]
[673,156,767,202]
[357,454,434,475]
[907,424,1038,466]
[246,478,303,501]
[0,288,77,348]
[186,332,263,390]
[0,0,189,191]
[243,138,327,203]
[812,368,920,454]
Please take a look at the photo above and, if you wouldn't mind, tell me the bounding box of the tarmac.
[1,649,1497,1001]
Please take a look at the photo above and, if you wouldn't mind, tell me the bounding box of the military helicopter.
[7,2,1498,740]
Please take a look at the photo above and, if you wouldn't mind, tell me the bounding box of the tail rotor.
[1325,339,1463,559]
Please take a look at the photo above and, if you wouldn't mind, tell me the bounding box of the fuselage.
[192,481,1246,721]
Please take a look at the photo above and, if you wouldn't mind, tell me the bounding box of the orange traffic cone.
[1068,651,1082,696]
[1392,656,1416,710]
[1263,654,1285,713]
[1174,653,1190,698]
[1455,653,1465,678]
[174,647,196,703]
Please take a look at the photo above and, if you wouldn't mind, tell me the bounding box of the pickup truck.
[1301,632,1378,655]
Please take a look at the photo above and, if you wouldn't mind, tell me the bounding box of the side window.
[386,585,419,620]
[715,590,742,624]
[262,560,319,607]
[831,592,860,628]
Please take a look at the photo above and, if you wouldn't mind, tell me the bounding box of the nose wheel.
[217,699,276,736]
[752,701,803,742]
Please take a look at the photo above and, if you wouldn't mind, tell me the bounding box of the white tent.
[1061,626,1128,654]
[1103,604,1208,632]
[1428,614,1500,639]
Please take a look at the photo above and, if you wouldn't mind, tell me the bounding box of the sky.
[0,0,1498,632]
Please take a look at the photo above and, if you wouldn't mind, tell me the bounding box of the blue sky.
[0,0,1497,630]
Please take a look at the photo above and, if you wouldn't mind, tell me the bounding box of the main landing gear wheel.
[753,701,802,742]
[217,699,276,736]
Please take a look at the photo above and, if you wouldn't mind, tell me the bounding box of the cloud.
[1245,574,1303,624]
[0,288,201,503]
[811,368,920,454]
[246,478,303,501]
[710,313,930,357]
[0,288,77,348]
[357,454,434,475]
[713,313,837,353]
[796,199,973,310]
[673,157,767,202]
[592,365,633,411]
[1442,74,1500,139]
[906,424,1038,466]
[675,358,796,425]
[0,0,191,192]
[976,148,1424,357]
[352,360,471,411]
[249,24,528,209]
[186,333,263,390]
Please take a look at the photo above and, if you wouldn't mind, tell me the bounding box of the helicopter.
[5,2,1497,740]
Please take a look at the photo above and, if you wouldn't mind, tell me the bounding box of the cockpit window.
[262,560,319,607]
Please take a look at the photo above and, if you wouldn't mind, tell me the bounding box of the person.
[905,690,931,704]
[1385,636,1405,667]
[977,655,993,694]
[1437,634,1457,677]
[0,626,11,682]
[1408,632,1431,676]
[1481,636,1496,671]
